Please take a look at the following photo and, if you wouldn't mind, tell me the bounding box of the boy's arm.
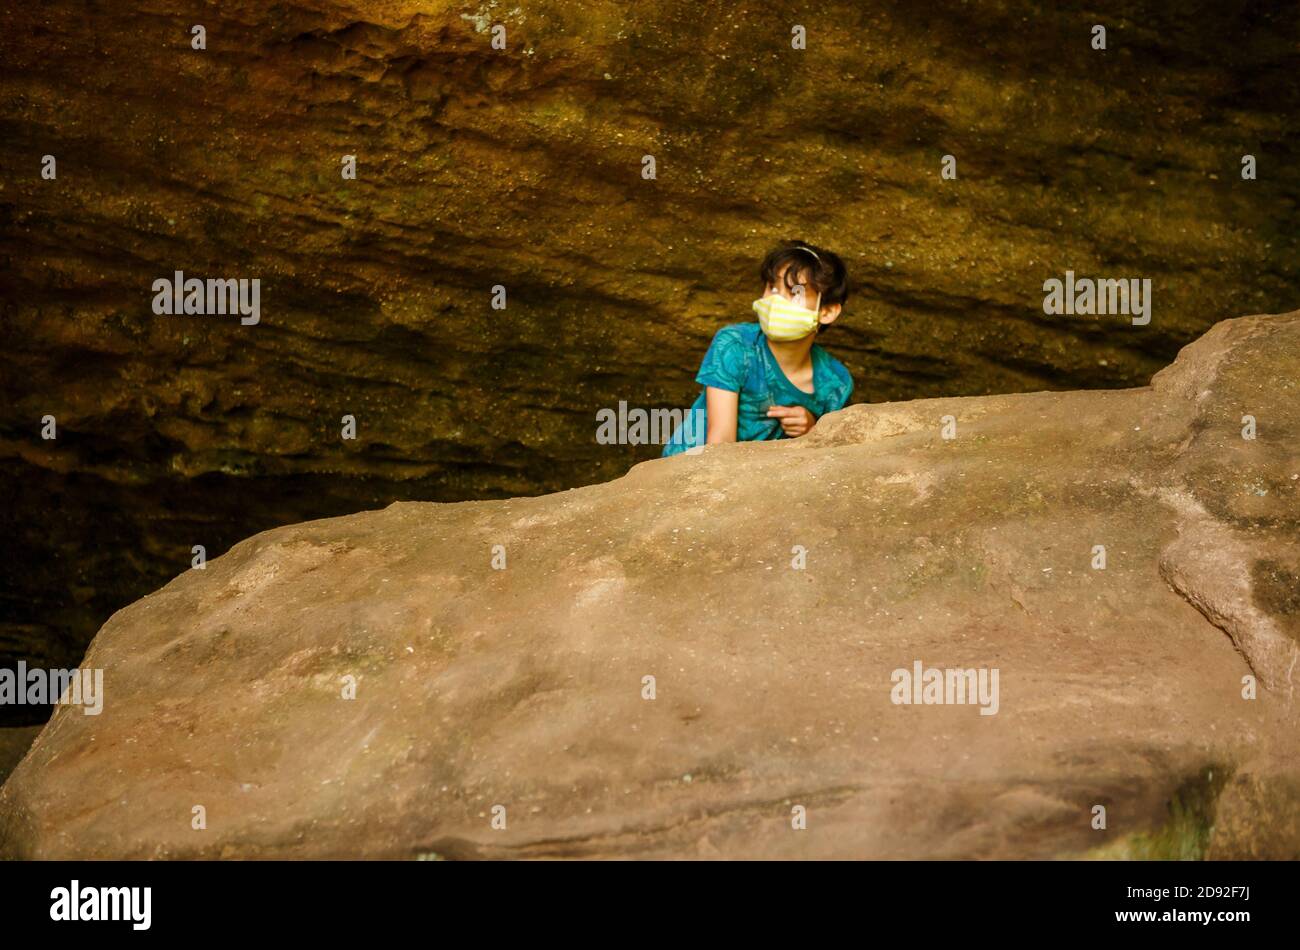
[705,386,739,444]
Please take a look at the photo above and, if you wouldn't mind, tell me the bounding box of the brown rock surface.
[2,1,1299,687]
[1,311,1296,859]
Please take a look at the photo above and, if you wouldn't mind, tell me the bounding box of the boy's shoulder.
[811,341,852,385]
[697,322,764,390]
[811,341,854,406]
[711,321,763,345]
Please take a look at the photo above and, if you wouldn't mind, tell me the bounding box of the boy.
[662,240,853,456]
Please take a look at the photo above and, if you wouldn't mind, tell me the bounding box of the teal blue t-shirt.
[662,322,853,456]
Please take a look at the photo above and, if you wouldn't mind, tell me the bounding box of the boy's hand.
[767,405,817,438]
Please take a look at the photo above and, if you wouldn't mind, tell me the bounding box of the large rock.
[1,312,1297,859]
[2,0,1299,684]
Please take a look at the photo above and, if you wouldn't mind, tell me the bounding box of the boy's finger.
[767,406,797,418]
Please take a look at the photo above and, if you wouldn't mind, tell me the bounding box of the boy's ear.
[818,302,842,326]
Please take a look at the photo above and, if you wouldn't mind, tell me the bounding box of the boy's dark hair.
[759,240,850,328]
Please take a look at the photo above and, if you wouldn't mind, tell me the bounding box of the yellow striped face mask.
[753,286,822,341]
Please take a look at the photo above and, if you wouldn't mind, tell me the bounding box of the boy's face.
[762,263,841,327]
